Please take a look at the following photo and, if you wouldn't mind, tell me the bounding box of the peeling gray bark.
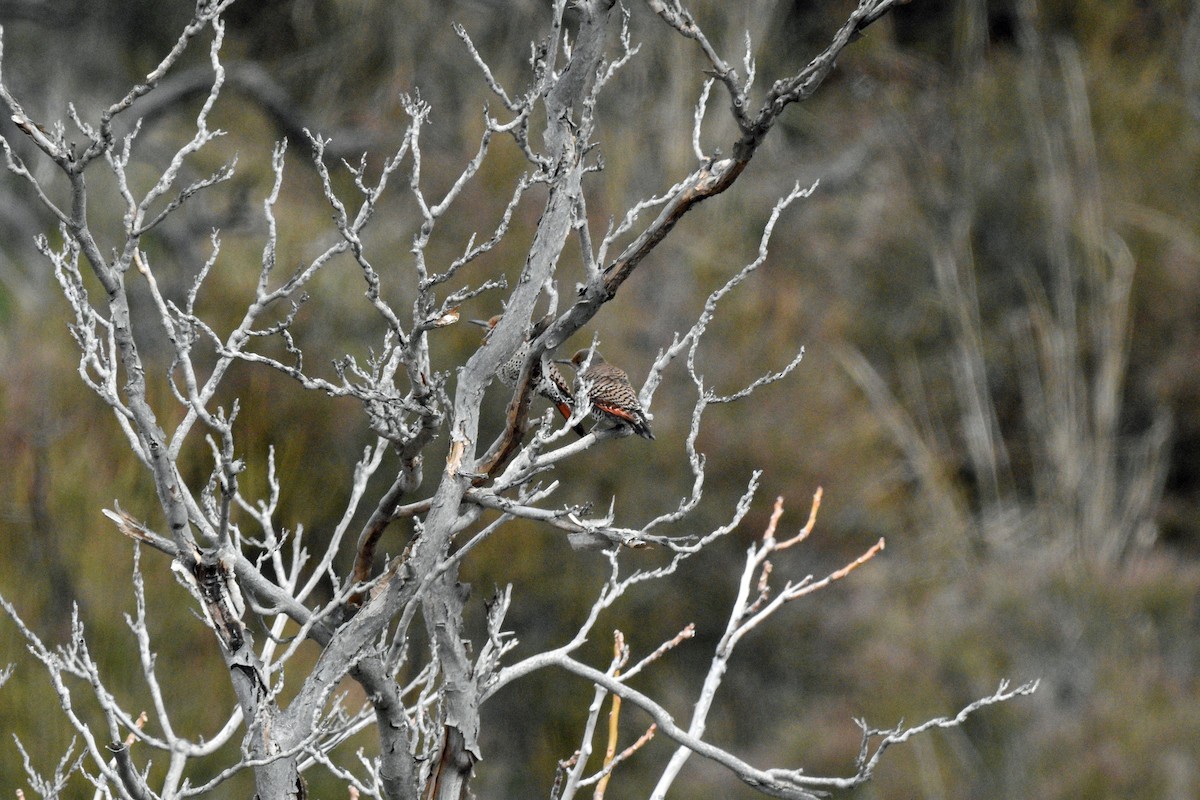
[413,5,618,796]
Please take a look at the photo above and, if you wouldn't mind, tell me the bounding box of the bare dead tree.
[0,2,1036,798]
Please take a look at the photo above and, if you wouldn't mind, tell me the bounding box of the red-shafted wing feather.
[593,401,639,424]
[554,402,587,438]
[579,361,655,439]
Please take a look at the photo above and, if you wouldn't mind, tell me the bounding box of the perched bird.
[559,348,654,440]
[470,315,585,437]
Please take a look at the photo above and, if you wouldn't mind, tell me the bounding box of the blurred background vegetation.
[0,0,1197,797]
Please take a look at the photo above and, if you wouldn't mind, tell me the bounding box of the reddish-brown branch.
[761,495,787,542]
[595,635,625,800]
[776,487,823,551]
[595,724,656,797]
[474,366,539,479]
[788,538,886,601]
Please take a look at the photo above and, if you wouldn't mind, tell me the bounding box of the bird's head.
[468,314,504,343]
[556,348,604,368]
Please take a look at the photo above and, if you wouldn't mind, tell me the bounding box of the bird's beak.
[468,319,491,328]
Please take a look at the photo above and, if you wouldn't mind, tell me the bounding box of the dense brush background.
[1,1,1197,797]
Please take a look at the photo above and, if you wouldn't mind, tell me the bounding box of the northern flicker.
[471,315,585,437]
[559,348,655,440]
